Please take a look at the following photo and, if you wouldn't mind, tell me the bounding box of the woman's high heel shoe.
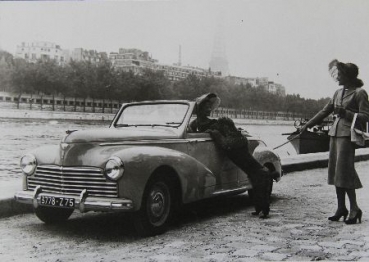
[328,209,349,221]
[345,209,362,225]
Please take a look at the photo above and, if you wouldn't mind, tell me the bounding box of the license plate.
[40,195,75,208]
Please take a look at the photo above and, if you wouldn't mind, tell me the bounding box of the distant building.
[268,81,277,93]
[257,77,269,88]
[109,48,157,74]
[160,64,222,81]
[13,42,287,95]
[224,76,285,96]
[268,81,286,96]
[14,42,108,66]
[15,41,68,65]
[109,48,222,81]
[225,76,257,87]
[71,48,108,64]
[225,76,269,88]
[275,83,286,96]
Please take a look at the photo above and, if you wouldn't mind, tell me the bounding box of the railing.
[213,107,308,120]
[0,92,308,120]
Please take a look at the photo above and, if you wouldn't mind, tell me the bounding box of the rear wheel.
[35,206,74,224]
[133,176,173,237]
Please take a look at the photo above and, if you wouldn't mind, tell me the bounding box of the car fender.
[113,146,217,210]
[252,145,282,175]
[26,145,62,165]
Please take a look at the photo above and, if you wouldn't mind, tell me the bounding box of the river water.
[0,118,297,180]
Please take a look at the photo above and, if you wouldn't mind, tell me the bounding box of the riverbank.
[0,108,295,125]
[233,118,294,126]
[0,108,115,121]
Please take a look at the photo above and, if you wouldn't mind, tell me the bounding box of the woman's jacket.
[307,87,369,137]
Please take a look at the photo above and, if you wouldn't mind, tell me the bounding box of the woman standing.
[301,59,369,224]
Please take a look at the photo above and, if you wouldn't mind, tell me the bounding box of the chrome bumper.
[14,186,133,212]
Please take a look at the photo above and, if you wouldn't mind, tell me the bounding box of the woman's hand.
[299,124,309,134]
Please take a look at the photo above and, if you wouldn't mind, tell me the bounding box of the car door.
[186,132,239,191]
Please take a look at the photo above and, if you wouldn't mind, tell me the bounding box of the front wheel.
[133,177,173,237]
[35,206,74,224]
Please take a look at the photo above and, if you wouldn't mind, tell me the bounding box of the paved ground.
[0,161,368,261]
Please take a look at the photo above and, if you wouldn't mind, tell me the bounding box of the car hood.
[63,127,180,143]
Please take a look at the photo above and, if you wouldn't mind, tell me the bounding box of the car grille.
[27,165,118,198]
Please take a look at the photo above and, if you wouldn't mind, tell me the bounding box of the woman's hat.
[329,59,363,87]
[195,93,221,110]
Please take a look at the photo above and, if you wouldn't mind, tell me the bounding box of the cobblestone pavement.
[1,162,368,261]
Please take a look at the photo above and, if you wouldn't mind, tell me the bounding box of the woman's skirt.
[328,137,363,189]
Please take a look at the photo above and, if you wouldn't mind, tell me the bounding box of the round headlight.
[20,154,37,176]
[104,156,124,181]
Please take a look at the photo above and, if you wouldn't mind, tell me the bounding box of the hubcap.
[147,183,170,226]
[150,191,165,218]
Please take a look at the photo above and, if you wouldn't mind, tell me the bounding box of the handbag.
[350,113,369,146]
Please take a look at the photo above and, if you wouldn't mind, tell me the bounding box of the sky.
[0,0,368,100]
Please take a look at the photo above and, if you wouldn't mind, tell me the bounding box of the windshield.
[114,103,189,128]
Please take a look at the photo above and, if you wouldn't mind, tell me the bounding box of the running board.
[212,186,249,196]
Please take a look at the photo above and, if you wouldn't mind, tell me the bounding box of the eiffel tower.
[209,13,229,76]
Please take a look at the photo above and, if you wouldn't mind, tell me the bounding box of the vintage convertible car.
[15,100,282,236]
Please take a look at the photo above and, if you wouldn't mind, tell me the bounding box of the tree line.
[0,50,329,117]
